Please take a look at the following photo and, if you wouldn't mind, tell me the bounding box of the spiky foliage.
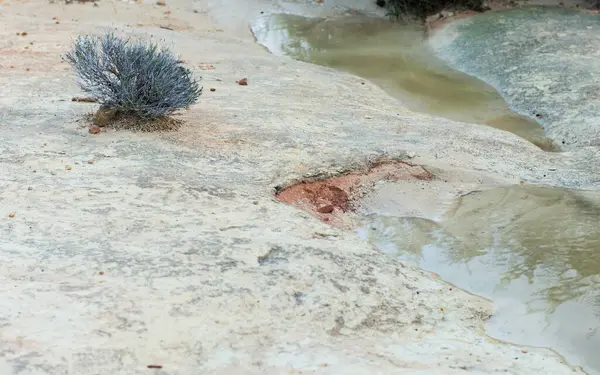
[64,32,202,120]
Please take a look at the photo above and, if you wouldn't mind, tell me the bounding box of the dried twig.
[71,97,98,103]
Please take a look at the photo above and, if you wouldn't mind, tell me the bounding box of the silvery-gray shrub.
[64,32,202,119]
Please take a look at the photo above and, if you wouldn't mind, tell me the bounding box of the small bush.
[64,32,202,121]
[386,0,483,20]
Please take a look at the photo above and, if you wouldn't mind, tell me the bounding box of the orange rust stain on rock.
[275,160,433,228]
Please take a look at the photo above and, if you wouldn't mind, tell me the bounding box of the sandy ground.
[0,0,599,373]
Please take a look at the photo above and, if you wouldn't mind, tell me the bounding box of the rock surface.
[430,7,600,149]
[0,0,598,374]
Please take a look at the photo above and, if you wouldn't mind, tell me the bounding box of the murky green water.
[251,13,556,150]
[357,184,600,374]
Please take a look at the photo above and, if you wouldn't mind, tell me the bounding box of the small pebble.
[8,213,15,218]
[317,205,334,214]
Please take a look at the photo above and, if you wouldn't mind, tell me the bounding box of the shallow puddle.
[251,13,556,150]
[357,184,600,374]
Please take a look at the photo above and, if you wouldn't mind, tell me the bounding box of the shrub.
[386,0,484,20]
[64,32,202,122]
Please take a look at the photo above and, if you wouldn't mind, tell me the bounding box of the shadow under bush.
[386,0,484,20]
[64,32,202,130]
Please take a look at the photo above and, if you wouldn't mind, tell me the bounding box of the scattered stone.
[164,10,171,14]
[236,78,248,86]
[317,205,334,213]
[210,88,216,92]
[65,165,72,170]
[88,125,102,134]
[87,159,96,164]
[8,213,15,218]
[156,0,165,5]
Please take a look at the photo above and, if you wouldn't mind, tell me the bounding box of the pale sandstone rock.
[0,0,596,374]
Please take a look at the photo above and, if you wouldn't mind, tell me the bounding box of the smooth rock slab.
[0,0,597,374]
[430,7,600,149]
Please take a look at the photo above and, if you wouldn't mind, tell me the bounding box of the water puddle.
[357,184,600,374]
[251,13,557,151]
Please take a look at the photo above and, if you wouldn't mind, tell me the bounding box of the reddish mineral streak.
[275,160,433,228]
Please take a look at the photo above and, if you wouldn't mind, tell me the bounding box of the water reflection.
[358,184,600,374]
[251,13,556,150]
